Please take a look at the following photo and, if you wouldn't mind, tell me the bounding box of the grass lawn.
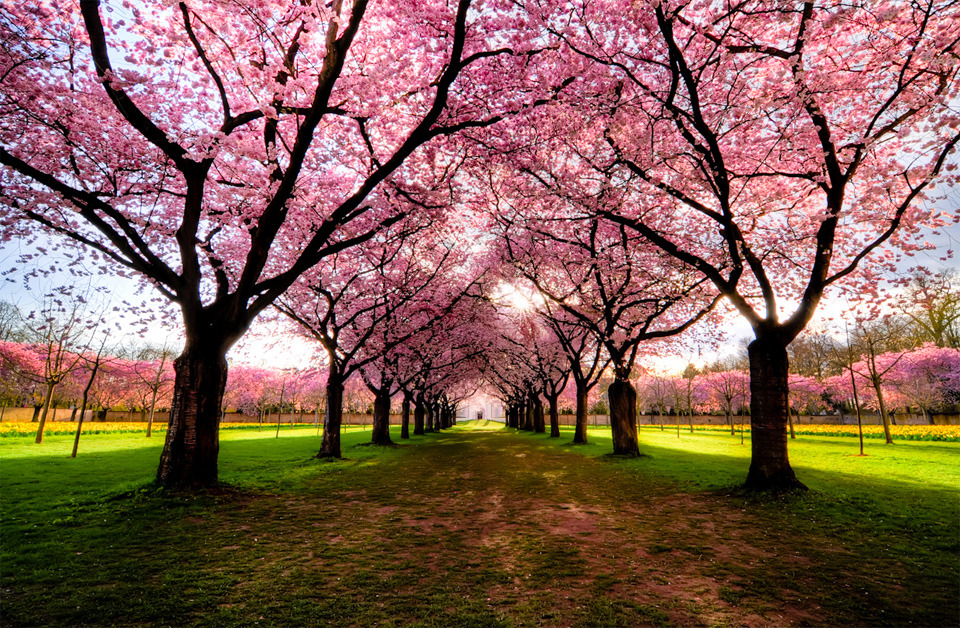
[1,421,957,626]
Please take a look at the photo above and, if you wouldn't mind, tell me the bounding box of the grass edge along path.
[1,421,958,626]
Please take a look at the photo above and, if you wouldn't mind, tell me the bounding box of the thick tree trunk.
[438,402,448,429]
[437,404,447,430]
[608,378,640,456]
[573,384,588,444]
[533,394,545,433]
[370,388,393,446]
[546,395,560,437]
[317,376,344,459]
[400,392,411,439]
[425,401,434,432]
[413,395,425,435]
[31,403,41,422]
[744,339,806,491]
[156,344,228,488]
[522,396,534,431]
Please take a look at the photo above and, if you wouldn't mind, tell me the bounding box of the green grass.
[2,421,958,626]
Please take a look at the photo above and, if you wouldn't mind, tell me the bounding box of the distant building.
[457,399,505,422]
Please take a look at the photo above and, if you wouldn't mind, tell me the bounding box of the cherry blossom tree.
[847,319,913,443]
[526,0,959,489]
[223,365,275,419]
[537,307,608,444]
[889,345,960,423]
[787,375,828,438]
[636,372,672,431]
[0,293,103,443]
[131,347,176,437]
[277,213,486,454]
[1,0,571,486]
[71,333,114,457]
[701,369,749,436]
[495,205,719,454]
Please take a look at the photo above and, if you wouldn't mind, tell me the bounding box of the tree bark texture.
[870,376,894,444]
[414,396,425,435]
[156,345,227,487]
[317,377,344,459]
[744,339,806,491]
[400,393,411,439]
[34,381,57,444]
[533,394,545,433]
[608,379,640,456]
[523,397,534,431]
[370,389,393,445]
[547,395,560,437]
[573,386,589,444]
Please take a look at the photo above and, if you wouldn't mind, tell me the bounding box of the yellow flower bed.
[687,423,960,441]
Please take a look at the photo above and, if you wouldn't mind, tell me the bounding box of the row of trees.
[2,0,958,491]
[635,344,960,428]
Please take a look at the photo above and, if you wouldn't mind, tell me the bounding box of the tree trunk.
[35,381,57,444]
[370,388,393,446]
[146,387,159,438]
[72,404,87,459]
[522,396,534,431]
[573,384,588,444]
[425,401,434,432]
[275,379,286,439]
[318,376,344,459]
[546,394,560,437]
[744,338,806,491]
[72,357,101,459]
[400,392,411,439]
[871,376,894,444]
[156,343,228,488]
[533,394,545,433]
[608,379,640,456]
[414,395,425,435]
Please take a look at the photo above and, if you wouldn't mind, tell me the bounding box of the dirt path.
[216,426,830,626]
